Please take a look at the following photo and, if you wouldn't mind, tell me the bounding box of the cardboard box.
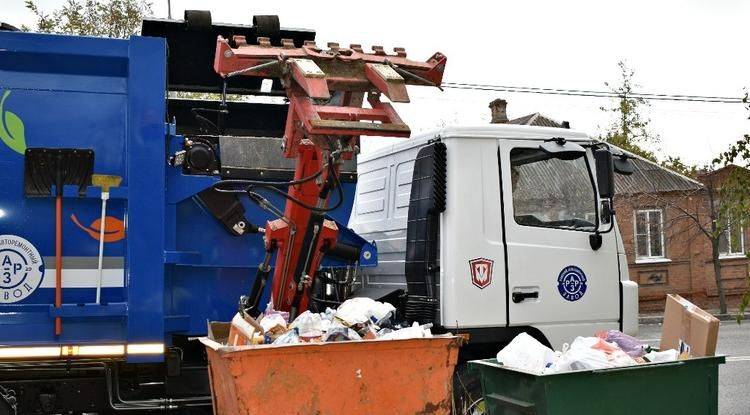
[660,294,720,357]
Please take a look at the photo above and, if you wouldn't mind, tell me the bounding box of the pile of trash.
[232,297,433,346]
[496,330,679,375]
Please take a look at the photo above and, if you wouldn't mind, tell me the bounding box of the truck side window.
[510,147,597,232]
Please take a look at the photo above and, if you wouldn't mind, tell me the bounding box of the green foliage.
[718,168,750,231]
[24,0,152,38]
[714,91,750,166]
[600,61,660,162]
[0,90,27,155]
[658,158,745,316]
[661,156,698,178]
[713,89,750,320]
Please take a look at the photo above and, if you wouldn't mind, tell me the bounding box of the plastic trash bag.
[596,330,648,358]
[369,300,397,326]
[590,337,622,354]
[320,317,332,333]
[289,310,323,339]
[263,299,290,322]
[272,328,301,345]
[547,337,636,373]
[644,349,679,363]
[323,326,363,342]
[317,307,335,333]
[335,297,396,326]
[496,333,556,374]
[547,347,611,372]
[378,322,432,340]
[322,307,336,321]
[377,328,393,337]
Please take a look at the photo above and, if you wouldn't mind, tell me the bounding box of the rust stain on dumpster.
[203,336,461,415]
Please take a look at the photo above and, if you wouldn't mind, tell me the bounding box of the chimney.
[489,98,508,124]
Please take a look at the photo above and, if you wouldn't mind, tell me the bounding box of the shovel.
[24,148,94,336]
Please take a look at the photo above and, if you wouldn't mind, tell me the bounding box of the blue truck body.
[0,29,372,367]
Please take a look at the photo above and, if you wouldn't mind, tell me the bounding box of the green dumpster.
[468,356,725,415]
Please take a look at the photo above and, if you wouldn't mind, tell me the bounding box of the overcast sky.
[6,0,749,165]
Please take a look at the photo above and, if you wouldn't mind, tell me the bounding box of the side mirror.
[593,148,615,199]
[613,156,636,176]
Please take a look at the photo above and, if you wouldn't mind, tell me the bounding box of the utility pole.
[167,0,172,19]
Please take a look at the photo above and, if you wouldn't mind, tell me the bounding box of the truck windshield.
[510,147,597,232]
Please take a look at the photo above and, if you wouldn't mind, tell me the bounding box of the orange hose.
[55,195,62,336]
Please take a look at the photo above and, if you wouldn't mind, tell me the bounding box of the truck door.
[498,140,620,328]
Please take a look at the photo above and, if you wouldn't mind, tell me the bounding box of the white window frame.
[633,209,666,261]
[719,221,745,258]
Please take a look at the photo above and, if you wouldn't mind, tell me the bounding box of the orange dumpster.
[200,324,461,415]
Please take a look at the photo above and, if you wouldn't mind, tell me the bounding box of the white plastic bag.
[272,327,301,345]
[548,346,615,373]
[369,300,397,325]
[496,333,556,374]
[289,310,323,338]
[263,299,289,322]
[378,322,432,340]
[335,297,396,326]
[546,336,637,373]
[323,319,362,342]
[644,349,679,363]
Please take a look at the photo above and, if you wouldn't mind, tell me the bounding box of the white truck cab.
[350,124,638,349]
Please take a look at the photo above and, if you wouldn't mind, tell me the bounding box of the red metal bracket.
[214,36,446,315]
[214,36,446,146]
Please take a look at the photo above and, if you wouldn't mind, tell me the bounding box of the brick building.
[489,99,750,312]
[614,163,749,312]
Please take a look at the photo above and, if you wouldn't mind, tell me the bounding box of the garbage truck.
[0,10,637,414]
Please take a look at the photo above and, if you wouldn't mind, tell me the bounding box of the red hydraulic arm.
[214,35,446,319]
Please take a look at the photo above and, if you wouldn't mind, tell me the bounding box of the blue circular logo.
[557,266,587,302]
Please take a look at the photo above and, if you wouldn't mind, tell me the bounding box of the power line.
[441,82,746,104]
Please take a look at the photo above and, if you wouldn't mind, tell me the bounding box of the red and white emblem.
[469,257,494,289]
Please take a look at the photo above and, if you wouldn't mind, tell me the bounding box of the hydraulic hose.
[214,160,345,214]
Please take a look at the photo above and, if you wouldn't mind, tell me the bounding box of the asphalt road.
[637,322,750,415]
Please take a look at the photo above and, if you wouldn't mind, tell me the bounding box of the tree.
[23,0,151,38]
[699,169,739,315]
[660,156,698,178]
[713,90,750,320]
[600,61,660,161]
[602,62,749,317]
[623,164,746,315]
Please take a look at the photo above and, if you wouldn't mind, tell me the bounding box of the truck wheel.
[252,15,280,38]
[184,10,212,30]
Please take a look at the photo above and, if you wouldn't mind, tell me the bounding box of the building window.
[634,209,665,259]
[719,221,744,257]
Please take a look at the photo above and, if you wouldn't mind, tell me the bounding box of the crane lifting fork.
[213,35,447,320]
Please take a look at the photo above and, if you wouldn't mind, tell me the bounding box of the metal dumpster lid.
[140,17,315,95]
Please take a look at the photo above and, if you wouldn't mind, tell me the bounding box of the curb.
[639,312,750,325]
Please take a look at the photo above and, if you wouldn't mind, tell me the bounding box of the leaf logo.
[70,214,127,243]
[0,90,27,155]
